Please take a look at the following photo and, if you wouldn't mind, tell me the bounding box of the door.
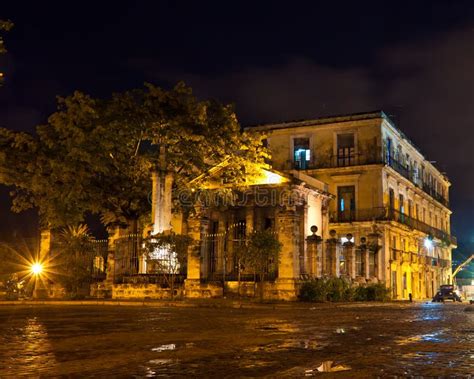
[391,271,397,299]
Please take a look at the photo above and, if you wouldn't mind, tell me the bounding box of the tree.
[0,19,13,84]
[0,83,268,231]
[243,230,282,300]
[54,224,94,298]
[144,231,192,299]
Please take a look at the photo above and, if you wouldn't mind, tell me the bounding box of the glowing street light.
[31,262,43,275]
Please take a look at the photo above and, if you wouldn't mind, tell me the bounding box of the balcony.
[388,248,451,267]
[281,147,450,208]
[285,152,384,171]
[386,158,449,208]
[330,207,457,245]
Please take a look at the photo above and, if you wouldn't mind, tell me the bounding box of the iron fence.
[113,234,142,282]
[202,225,279,282]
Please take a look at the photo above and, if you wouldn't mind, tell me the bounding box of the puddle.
[246,338,328,353]
[151,344,176,352]
[396,330,447,345]
[252,320,299,333]
[149,358,173,365]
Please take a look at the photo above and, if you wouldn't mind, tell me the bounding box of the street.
[0,302,472,377]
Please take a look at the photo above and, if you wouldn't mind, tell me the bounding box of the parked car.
[432,285,462,302]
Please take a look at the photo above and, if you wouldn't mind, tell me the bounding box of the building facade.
[249,111,455,300]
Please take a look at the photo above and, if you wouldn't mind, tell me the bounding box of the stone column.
[306,225,322,277]
[151,170,173,235]
[343,233,355,279]
[368,225,383,281]
[185,214,208,281]
[277,207,300,280]
[359,237,369,280]
[325,229,340,277]
[275,206,301,300]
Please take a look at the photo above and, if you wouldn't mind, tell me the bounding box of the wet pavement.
[0,302,473,377]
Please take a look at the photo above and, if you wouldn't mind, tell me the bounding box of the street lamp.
[31,262,43,275]
[424,237,433,250]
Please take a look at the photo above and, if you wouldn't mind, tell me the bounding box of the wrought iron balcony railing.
[330,207,457,245]
[386,158,450,208]
[389,248,451,268]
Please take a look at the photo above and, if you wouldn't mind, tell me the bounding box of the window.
[337,133,355,166]
[293,137,310,169]
[388,188,395,218]
[396,145,402,162]
[406,154,411,177]
[386,137,393,164]
[408,199,413,218]
[413,162,419,183]
[337,186,356,221]
[399,194,405,214]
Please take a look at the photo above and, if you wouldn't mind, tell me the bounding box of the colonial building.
[101,163,333,300]
[156,164,332,300]
[248,111,455,300]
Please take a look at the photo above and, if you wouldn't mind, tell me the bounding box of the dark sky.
[1,1,473,248]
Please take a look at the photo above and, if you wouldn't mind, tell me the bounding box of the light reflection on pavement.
[0,302,472,377]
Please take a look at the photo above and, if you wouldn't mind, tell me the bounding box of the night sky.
[1,1,473,250]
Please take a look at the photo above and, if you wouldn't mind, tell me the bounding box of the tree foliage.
[0,83,268,229]
[242,230,282,299]
[0,19,13,84]
[53,224,94,298]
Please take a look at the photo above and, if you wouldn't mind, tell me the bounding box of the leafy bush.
[299,277,353,302]
[353,285,368,301]
[299,278,390,302]
[299,279,328,302]
[367,283,390,301]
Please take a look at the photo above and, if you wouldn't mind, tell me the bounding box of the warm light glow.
[255,169,287,185]
[424,238,433,249]
[31,263,43,275]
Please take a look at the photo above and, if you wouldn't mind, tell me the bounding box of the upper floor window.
[337,185,356,221]
[413,162,419,183]
[386,137,393,164]
[396,145,403,163]
[293,137,310,169]
[399,194,405,215]
[337,133,355,166]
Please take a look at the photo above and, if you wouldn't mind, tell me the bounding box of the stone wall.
[112,283,183,300]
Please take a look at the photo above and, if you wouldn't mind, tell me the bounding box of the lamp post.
[31,262,46,299]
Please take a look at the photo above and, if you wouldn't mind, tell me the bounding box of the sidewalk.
[0,297,305,309]
[0,297,436,309]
